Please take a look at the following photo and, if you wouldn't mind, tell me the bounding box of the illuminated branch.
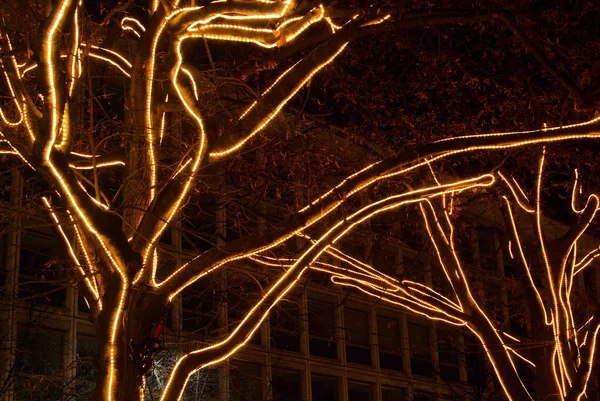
[141,0,298,203]
[42,197,102,307]
[499,171,534,213]
[306,250,468,325]
[330,275,466,326]
[566,311,600,401]
[158,175,494,401]
[158,117,600,299]
[250,255,402,294]
[19,44,133,79]
[419,199,534,401]
[475,153,600,401]
[129,1,354,285]
[502,196,550,324]
[0,34,41,141]
[575,247,600,275]
[301,116,600,219]
[121,16,146,38]
[83,45,133,78]
[206,22,351,157]
[166,1,295,33]
[158,174,495,298]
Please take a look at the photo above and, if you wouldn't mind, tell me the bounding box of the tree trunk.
[94,289,168,401]
[94,332,142,401]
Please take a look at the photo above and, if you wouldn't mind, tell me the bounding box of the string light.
[160,174,493,300]
[121,16,146,37]
[42,197,101,302]
[498,171,534,213]
[360,14,390,27]
[160,176,493,401]
[180,69,198,100]
[209,43,347,158]
[301,117,600,221]
[69,160,125,169]
[34,2,130,397]
[0,69,24,126]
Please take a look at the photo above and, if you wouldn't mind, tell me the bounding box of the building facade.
[0,164,598,401]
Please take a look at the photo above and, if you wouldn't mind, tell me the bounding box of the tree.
[0,0,599,400]
[326,149,600,401]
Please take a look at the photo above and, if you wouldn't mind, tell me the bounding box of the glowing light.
[42,197,101,302]
[83,44,133,77]
[71,151,98,158]
[181,69,198,100]
[0,69,24,126]
[499,171,534,213]
[75,179,110,210]
[69,160,125,169]
[121,16,146,37]
[324,16,341,32]
[503,196,549,323]
[209,43,348,158]
[185,5,325,49]
[360,14,390,27]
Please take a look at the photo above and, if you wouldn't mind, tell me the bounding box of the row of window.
[148,362,415,401]
[10,324,463,401]
[181,291,481,383]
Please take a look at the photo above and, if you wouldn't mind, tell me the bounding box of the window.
[181,195,216,252]
[457,229,474,267]
[145,348,183,399]
[19,229,66,307]
[311,375,338,401]
[228,283,261,345]
[348,381,372,401]
[377,314,403,371]
[181,278,221,339]
[14,325,64,400]
[408,323,432,377]
[478,228,499,273]
[154,250,177,283]
[270,299,301,352]
[414,393,433,401]
[272,369,301,401]
[230,361,262,401]
[484,283,505,325]
[16,325,63,375]
[583,268,597,296]
[508,288,528,336]
[159,224,174,245]
[344,308,371,365]
[465,336,486,386]
[382,387,405,401]
[76,335,98,400]
[438,330,461,382]
[225,201,258,242]
[186,367,219,400]
[0,160,13,203]
[403,252,426,283]
[373,247,398,277]
[308,298,337,359]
